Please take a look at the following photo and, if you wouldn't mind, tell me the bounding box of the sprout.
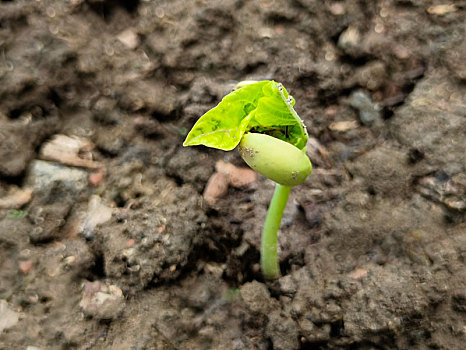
[184,80,312,279]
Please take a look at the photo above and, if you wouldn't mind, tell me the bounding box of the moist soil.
[0,1,465,349]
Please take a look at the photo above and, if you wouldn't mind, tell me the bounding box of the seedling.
[184,81,312,279]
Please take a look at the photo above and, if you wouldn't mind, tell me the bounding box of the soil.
[0,0,465,349]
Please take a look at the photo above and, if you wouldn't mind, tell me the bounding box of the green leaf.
[183,80,307,151]
[183,81,268,150]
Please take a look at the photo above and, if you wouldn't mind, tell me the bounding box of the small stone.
[89,168,106,186]
[203,172,229,205]
[349,90,380,126]
[39,134,101,169]
[117,28,139,50]
[329,120,359,132]
[348,268,368,280]
[215,160,256,187]
[427,4,457,15]
[79,281,125,320]
[0,187,33,209]
[328,2,345,16]
[19,260,34,274]
[25,160,89,197]
[338,26,361,55]
[0,300,19,335]
[79,195,113,240]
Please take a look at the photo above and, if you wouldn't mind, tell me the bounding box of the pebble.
[348,268,368,280]
[79,281,125,320]
[0,300,19,335]
[417,172,466,211]
[215,160,257,188]
[203,172,229,205]
[427,4,457,15]
[0,187,32,209]
[348,90,380,126]
[338,26,361,55]
[116,28,139,50]
[25,160,89,197]
[328,120,359,132]
[88,168,106,186]
[19,260,34,274]
[39,134,101,169]
[79,195,113,241]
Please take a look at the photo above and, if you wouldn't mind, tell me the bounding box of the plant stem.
[261,183,291,279]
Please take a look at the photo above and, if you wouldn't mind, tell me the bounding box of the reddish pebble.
[19,260,34,274]
[229,167,257,188]
[126,239,135,247]
[203,172,229,205]
[348,268,368,280]
[89,169,105,186]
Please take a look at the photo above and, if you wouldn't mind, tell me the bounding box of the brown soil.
[0,1,465,349]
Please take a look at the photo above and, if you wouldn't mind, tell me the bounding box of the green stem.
[261,183,291,279]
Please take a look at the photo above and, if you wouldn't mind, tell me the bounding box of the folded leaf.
[183,80,307,151]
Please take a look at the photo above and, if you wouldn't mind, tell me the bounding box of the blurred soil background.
[0,0,465,349]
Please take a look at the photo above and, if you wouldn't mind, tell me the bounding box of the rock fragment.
[203,161,257,204]
[0,187,32,209]
[0,300,19,335]
[417,172,466,211]
[329,120,359,132]
[116,28,139,50]
[348,90,380,126]
[79,195,113,240]
[215,160,257,188]
[203,172,229,205]
[39,134,102,169]
[25,160,89,197]
[427,4,457,15]
[79,281,125,320]
[338,26,361,55]
[19,260,34,274]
